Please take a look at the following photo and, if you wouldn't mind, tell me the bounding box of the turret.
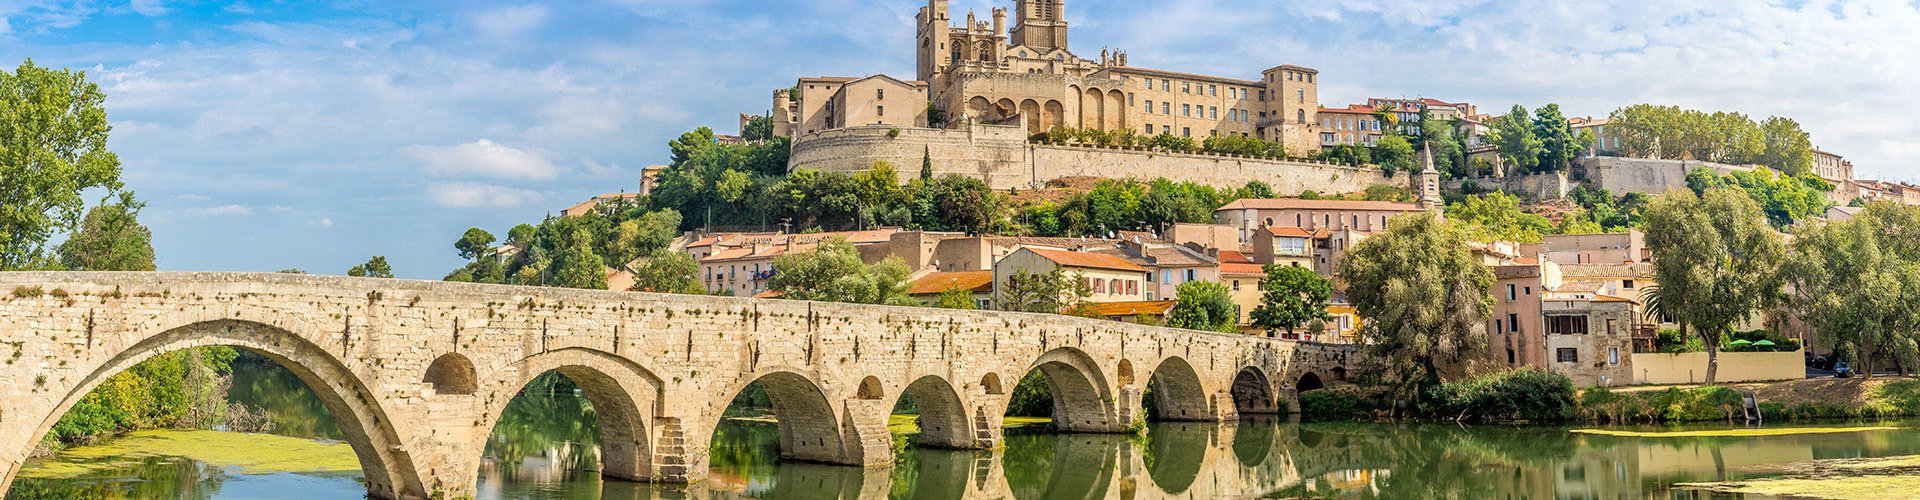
[1417,143,1443,210]
[992,7,1006,36]
[916,0,951,84]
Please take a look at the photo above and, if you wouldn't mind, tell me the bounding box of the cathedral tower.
[916,0,952,84]
[1011,0,1067,52]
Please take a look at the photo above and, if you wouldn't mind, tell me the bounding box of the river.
[12,359,1920,499]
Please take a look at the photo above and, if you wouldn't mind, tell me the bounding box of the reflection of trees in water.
[227,350,342,440]
[9,456,229,500]
[1139,422,1207,494]
[483,371,599,476]
[1004,429,1121,500]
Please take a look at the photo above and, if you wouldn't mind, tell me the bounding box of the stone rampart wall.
[1579,156,1755,195]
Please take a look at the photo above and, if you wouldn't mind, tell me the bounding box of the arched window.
[1297,109,1306,123]
[979,48,991,62]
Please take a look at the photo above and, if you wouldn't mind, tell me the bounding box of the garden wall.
[1630,349,1804,385]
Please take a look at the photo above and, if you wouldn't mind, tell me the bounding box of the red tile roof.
[1024,247,1148,272]
[1220,263,1267,276]
[1318,105,1377,114]
[907,270,994,295]
[1263,226,1314,238]
[1217,250,1253,264]
[1083,300,1178,317]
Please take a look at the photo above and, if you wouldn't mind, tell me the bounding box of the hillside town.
[483,0,1920,393]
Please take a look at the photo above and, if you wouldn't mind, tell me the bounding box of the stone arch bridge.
[0,272,1359,499]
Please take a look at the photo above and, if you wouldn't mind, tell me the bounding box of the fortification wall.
[789,122,1400,194]
[1444,172,1571,200]
[1030,145,1394,194]
[1579,156,1754,195]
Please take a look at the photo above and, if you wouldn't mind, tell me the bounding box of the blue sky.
[3,0,1916,278]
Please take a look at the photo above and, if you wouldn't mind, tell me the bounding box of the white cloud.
[318,217,333,227]
[129,0,168,17]
[185,205,253,216]
[427,182,544,208]
[474,4,550,38]
[401,139,559,180]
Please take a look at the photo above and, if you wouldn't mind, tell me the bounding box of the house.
[1826,205,1866,221]
[1534,229,1646,265]
[1541,289,1641,387]
[560,193,642,218]
[1221,263,1266,328]
[1093,239,1219,301]
[1249,226,1319,269]
[1214,198,1419,244]
[906,270,994,309]
[993,247,1149,306]
[1490,261,1557,368]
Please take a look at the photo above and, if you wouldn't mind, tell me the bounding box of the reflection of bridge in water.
[0,272,1362,499]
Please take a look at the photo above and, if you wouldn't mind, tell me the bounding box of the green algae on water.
[19,429,360,479]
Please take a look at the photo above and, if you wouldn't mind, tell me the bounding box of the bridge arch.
[424,352,478,395]
[470,347,663,484]
[1230,366,1280,415]
[1019,347,1119,432]
[3,319,423,499]
[708,368,850,465]
[892,375,972,449]
[1296,371,1326,393]
[1145,356,1210,421]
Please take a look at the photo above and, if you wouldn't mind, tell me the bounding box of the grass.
[1571,425,1898,438]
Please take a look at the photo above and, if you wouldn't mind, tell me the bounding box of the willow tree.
[1783,203,1920,377]
[1642,188,1785,384]
[1338,210,1494,389]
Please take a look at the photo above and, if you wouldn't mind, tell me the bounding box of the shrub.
[1422,368,1576,422]
[1298,390,1376,421]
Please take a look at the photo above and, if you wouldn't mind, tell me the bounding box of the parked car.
[1834,361,1854,378]
[1806,354,1835,370]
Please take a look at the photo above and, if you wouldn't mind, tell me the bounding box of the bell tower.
[917,0,952,84]
[1011,0,1067,52]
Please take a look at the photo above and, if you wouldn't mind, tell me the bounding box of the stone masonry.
[0,272,1358,499]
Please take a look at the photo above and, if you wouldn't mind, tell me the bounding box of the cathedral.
[770,0,1325,155]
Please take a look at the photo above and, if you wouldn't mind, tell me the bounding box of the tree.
[56,193,155,271]
[1488,105,1542,174]
[1,60,126,270]
[347,256,393,278]
[550,231,608,290]
[1782,203,1920,378]
[934,287,978,310]
[1372,135,1416,175]
[920,146,934,180]
[1249,265,1332,336]
[629,248,704,294]
[741,115,774,141]
[1445,191,1553,242]
[456,228,497,261]
[1243,180,1275,199]
[1531,103,1577,172]
[605,209,681,268]
[766,238,916,305]
[1641,188,1786,385]
[1338,211,1494,390]
[1757,117,1814,176]
[1166,280,1239,333]
[998,269,1092,314]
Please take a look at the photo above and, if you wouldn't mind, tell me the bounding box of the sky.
[3,0,1917,279]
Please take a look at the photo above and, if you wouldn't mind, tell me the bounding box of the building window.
[1623,279,1635,289]
[1297,109,1305,123]
[1258,90,1266,101]
[1557,348,1578,363]
[1232,280,1241,291]
[1209,85,1217,96]
[1162,102,1170,114]
[1182,104,1191,117]
[1184,269,1196,282]
[877,89,884,99]
[1163,125,1171,134]
[1547,315,1590,335]
[877,105,884,116]
[1182,82,1190,93]
[1508,349,1517,364]
[1161,270,1171,283]
[1509,313,1521,334]
[1144,124,1153,134]
[1609,347,1620,365]
[1162,80,1170,91]
[1146,100,1153,113]
[1144,78,1152,89]
[1210,106,1218,119]
[1297,89,1304,103]
[977,298,991,309]
[1182,127,1191,137]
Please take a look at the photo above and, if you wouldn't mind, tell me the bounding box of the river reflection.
[18,357,1920,499]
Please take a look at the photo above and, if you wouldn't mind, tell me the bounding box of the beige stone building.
[1534,229,1646,265]
[904,0,1323,151]
[1093,239,1219,302]
[1541,286,1640,387]
[993,246,1148,305]
[1316,105,1384,147]
[776,75,932,137]
[1567,117,1620,156]
[1365,97,1476,136]
[1214,198,1422,244]
[1490,261,1554,369]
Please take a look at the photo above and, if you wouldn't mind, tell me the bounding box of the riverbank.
[1301,370,1920,423]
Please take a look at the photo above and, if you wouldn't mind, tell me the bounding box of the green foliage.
[1147,133,1196,152]
[1446,191,1553,242]
[1653,328,1703,353]
[767,238,916,305]
[999,269,1092,314]
[1530,103,1585,173]
[933,287,978,309]
[1166,280,1239,333]
[550,230,608,290]
[1372,135,1416,175]
[455,228,496,261]
[628,248,704,294]
[1250,265,1332,335]
[1643,187,1787,384]
[1,60,127,271]
[1578,386,1743,423]
[55,192,154,271]
[1200,135,1286,157]
[49,346,250,445]
[1298,390,1377,421]
[1362,183,1411,202]
[1562,186,1650,232]
[1488,105,1542,174]
[1242,180,1275,199]
[1685,167,1834,227]
[1339,211,1494,390]
[741,115,774,141]
[1005,370,1054,418]
[604,209,681,267]
[1782,202,1920,376]
[346,256,393,278]
[1721,330,1801,352]
[1316,144,1370,166]
[1610,104,1814,175]
[1420,368,1576,422]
